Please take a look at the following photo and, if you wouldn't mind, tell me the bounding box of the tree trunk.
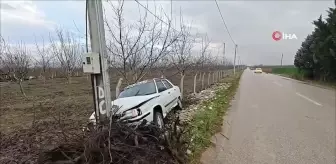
[43,76,46,85]
[115,78,123,99]
[18,80,27,98]
[67,72,71,84]
[193,73,197,94]
[180,73,185,99]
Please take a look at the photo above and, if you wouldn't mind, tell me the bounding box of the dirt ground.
[0,68,219,134]
[0,68,230,163]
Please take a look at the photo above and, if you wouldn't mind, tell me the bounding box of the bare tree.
[1,41,31,97]
[49,28,82,84]
[154,55,172,77]
[196,34,210,70]
[169,17,195,97]
[105,0,179,84]
[34,36,53,81]
[0,35,7,74]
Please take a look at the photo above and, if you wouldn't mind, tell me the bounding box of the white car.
[89,78,182,128]
[254,68,263,73]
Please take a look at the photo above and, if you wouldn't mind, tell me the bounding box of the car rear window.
[162,80,173,89]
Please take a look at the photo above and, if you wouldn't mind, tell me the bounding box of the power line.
[214,0,236,45]
[134,0,179,33]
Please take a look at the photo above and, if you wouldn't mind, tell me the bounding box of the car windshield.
[118,80,157,98]
[256,68,262,70]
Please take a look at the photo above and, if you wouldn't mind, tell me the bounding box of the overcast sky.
[1,0,335,65]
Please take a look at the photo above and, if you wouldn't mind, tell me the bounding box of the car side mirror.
[158,87,166,93]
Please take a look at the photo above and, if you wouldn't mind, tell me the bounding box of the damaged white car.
[89,78,182,128]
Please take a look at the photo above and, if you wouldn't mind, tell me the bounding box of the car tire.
[176,98,183,110]
[153,111,164,129]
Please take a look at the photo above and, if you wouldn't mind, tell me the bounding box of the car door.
[154,79,171,115]
[162,79,177,110]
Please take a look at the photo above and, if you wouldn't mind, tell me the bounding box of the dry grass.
[0,68,231,164]
[0,69,219,134]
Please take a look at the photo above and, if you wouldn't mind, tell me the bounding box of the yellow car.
[254,68,263,73]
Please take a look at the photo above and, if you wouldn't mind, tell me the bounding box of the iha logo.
[272,31,297,41]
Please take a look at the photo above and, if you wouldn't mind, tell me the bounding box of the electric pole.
[233,44,237,75]
[281,53,283,67]
[238,56,241,70]
[223,43,226,66]
[87,0,112,122]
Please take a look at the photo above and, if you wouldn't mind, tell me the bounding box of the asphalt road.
[202,69,336,164]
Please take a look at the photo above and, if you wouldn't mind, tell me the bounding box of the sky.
[0,0,335,66]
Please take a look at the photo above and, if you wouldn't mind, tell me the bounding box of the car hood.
[112,94,159,113]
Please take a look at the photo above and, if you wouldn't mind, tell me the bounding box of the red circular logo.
[272,31,282,41]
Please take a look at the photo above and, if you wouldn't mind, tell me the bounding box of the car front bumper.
[125,111,153,124]
[89,111,153,125]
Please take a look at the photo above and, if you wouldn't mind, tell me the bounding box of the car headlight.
[123,108,142,118]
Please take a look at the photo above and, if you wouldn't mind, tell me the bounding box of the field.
[271,66,300,76]
[264,66,336,88]
[0,68,229,134]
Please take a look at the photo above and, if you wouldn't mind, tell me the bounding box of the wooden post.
[115,78,123,99]
[207,72,211,88]
[212,72,215,84]
[180,73,185,99]
[199,72,202,82]
[193,73,197,94]
[201,72,205,90]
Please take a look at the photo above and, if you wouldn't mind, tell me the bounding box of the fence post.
[193,73,197,94]
[202,72,205,90]
[180,74,185,99]
[199,72,202,82]
[207,72,211,88]
[115,77,123,99]
[214,71,218,83]
[212,72,215,84]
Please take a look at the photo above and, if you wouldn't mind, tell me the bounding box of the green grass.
[186,72,242,164]
[271,66,299,76]
[271,67,336,89]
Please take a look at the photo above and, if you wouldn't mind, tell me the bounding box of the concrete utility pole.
[281,53,283,67]
[233,44,237,75]
[87,0,112,122]
[238,56,241,70]
[222,43,226,66]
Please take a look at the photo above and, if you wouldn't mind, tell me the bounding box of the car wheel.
[176,98,183,110]
[153,111,164,129]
